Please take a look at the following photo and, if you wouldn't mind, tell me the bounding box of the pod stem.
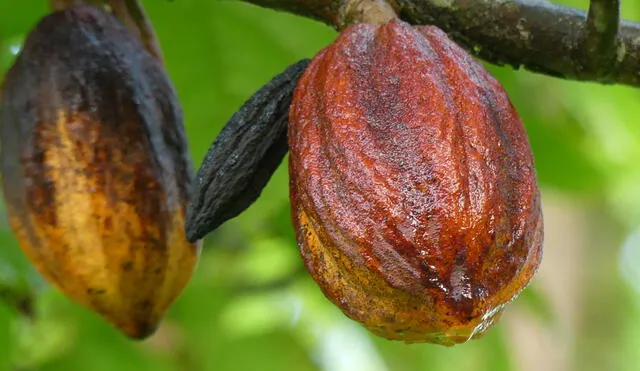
[340,0,398,29]
[106,0,165,66]
[50,0,82,11]
[50,0,103,11]
[48,0,164,66]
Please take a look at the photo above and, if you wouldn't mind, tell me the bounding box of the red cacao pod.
[288,19,543,345]
[0,6,200,339]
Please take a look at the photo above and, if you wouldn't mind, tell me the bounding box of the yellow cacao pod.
[0,6,200,338]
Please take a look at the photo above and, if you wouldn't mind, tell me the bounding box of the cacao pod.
[186,59,310,242]
[288,19,543,346]
[0,5,200,339]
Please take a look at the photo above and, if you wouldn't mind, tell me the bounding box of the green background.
[1,1,640,370]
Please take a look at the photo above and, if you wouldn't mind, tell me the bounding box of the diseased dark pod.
[288,19,543,346]
[0,5,201,339]
[185,59,310,242]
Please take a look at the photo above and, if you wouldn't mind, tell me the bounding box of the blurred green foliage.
[1,1,640,370]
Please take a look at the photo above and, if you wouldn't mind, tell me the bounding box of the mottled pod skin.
[0,6,201,339]
[288,19,543,346]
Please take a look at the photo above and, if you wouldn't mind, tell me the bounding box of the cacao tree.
[0,0,638,370]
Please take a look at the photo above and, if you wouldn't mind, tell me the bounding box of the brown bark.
[242,0,640,87]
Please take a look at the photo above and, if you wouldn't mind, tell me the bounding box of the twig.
[581,0,621,78]
[240,0,640,87]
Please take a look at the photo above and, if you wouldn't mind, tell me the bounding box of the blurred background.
[1,1,639,370]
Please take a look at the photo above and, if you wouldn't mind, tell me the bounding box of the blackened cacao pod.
[186,59,310,242]
[0,6,201,339]
[288,19,543,346]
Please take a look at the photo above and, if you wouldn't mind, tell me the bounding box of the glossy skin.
[0,6,200,339]
[289,19,543,345]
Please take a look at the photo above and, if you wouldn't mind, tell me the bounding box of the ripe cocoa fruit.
[288,19,543,346]
[0,6,200,339]
[186,59,310,242]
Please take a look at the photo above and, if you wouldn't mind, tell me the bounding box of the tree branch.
[239,0,342,27]
[241,0,640,87]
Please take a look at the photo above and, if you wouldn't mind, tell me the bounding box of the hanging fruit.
[288,18,543,346]
[0,5,200,339]
[186,59,311,241]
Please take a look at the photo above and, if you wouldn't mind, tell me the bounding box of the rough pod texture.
[0,6,200,339]
[288,19,543,346]
[186,59,310,242]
